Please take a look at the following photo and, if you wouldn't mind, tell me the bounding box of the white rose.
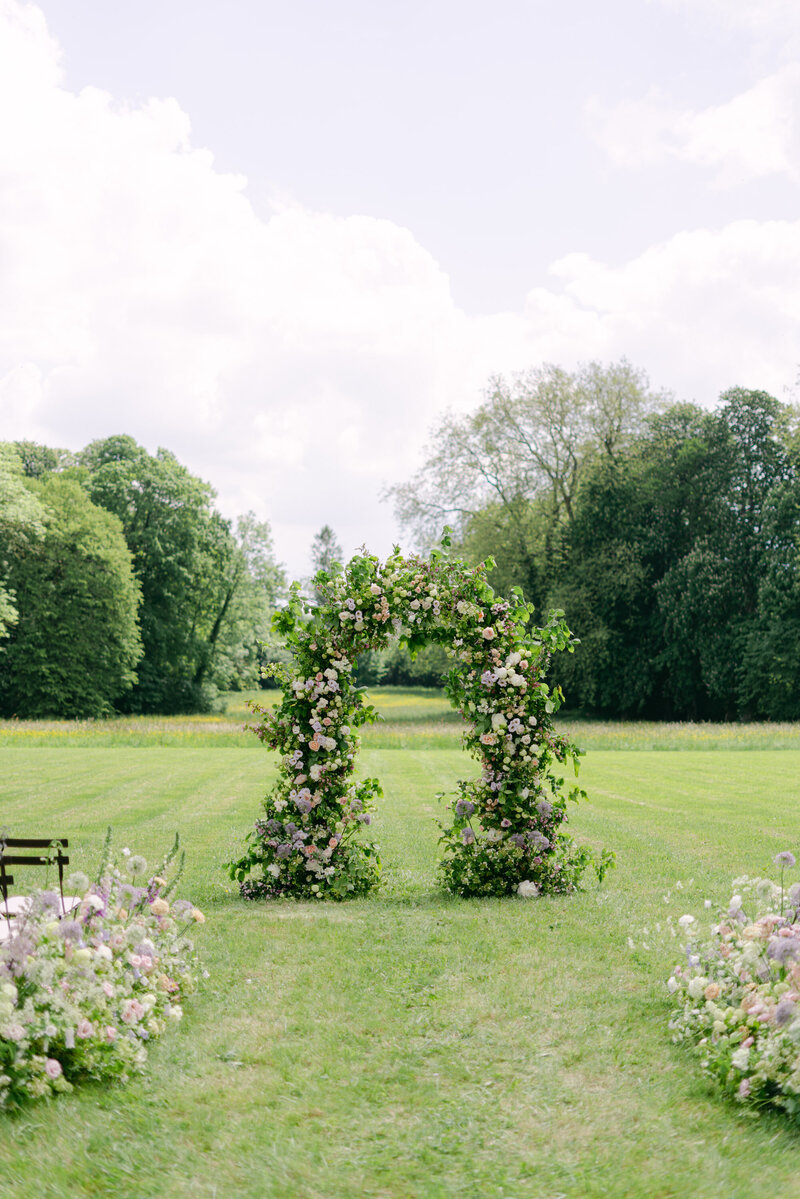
[517,880,540,898]
[267,864,281,878]
[687,976,707,999]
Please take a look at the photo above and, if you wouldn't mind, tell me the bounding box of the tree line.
[0,436,285,718]
[389,362,800,721]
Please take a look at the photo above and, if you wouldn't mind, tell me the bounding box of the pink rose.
[44,1058,62,1079]
[76,1018,94,1039]
[482,627,495,640]
[121,999,144,1025]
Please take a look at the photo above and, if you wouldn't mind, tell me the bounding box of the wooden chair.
[0,837,73,939]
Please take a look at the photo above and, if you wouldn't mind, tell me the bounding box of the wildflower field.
[2,693,800,1197]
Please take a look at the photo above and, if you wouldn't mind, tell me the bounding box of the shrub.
[668,855,800,1121]
[0,832,204,1109]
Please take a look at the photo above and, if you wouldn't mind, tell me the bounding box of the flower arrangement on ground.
[668,852,800,1121]
[229,534,614,900]
[0,830,205,1109]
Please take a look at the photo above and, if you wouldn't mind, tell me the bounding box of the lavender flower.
[33,891,62,916]
[455,799,476,817]
[775,997,797,1026]
[775,851,796,869]
[767,937,800,963]
[57,920,82,942]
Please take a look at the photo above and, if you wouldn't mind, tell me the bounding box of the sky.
[1,0,800,579]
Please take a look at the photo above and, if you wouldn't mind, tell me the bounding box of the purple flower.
[294,798,313,814]
[767,937,800,963]
[509,834,526,849]
[461,828,476,845]
[776,997,796,1026]
[455,799,476,817]
[276,843,293,859]
[535,800,553,819]
[57,920,82,942]
[775,851,796,869]
[34,890,62,916]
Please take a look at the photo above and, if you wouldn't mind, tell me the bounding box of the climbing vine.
[228,537,613,900]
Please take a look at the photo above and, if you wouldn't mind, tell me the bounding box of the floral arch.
[229,539,611,900]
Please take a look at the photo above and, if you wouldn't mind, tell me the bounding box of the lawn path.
[1,748,799,1197]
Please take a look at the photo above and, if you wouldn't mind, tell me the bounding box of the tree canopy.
[0,473,142,717]
[0,437,285,717]
[390,373,800,721]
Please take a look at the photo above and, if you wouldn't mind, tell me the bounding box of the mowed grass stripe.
[1,747,800,1197]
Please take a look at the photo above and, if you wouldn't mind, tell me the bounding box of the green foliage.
[78,437,284,712]
[0,474,142,717]
[0,445,47,643]
[390,365,800,720]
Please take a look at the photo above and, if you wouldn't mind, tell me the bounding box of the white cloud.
[1,2,800,578]
[652,0,800,38]
[587,65,800,184]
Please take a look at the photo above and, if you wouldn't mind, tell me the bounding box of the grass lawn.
[2,710,800,1195]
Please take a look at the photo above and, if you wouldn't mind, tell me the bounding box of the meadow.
[4,685,800,749]
[2,692,800,1197]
